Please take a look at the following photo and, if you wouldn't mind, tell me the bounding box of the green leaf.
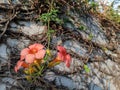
[49,29,55,33]
[88,33,93,40]
[84,65,90,73]
[44,55,48,61]
[78,25,86,31]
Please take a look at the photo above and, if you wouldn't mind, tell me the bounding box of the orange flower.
[48,58,61,67]
[20,43,46,64]
[57,46,71,67]
[34,59,44,65]
[14,60,29,72]
[24,67,37,75]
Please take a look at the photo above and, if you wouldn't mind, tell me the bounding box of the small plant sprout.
[78,25,87,31]
[84,64,90,73]
[88,33,93,40]
[37,0,62,50]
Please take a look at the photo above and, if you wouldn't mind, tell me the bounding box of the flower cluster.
[15,43,45,72]
[14,43,71,78]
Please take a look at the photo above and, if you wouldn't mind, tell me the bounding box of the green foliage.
[48,29,55,33]
[89,1,99,11]
[37,0,63,49]
[84,64,90,73]
[38,9,62,24]
[106,7,120,23]
[96,0,120,24]
[102,47,108,52]
[78,25,87,31]
[89,1,98,8]
[44,55,48,61]
[88,33,93,40]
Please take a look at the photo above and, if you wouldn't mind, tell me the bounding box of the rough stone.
[0,44,10,65]
[79,17,108,46]
[63,40,88,57]
[88,59,120,90]
[65,9,108,46]
[12,0,21,4]
[0,15,3,20]
[88,82,102,90]
[0,78,18,90]
[53,58,83,73]
[44,71,56,82]
[55,76,76,90]
[7,37,30,51]
[51,36,62,46]
[69,73,88,90]
[2,77,18,86]
[0,0,9,4]
[20,22,47,37]
[0,83,6,90]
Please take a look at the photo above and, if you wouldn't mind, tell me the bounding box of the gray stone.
[66,9,108,46]
[11,0,21,4]
[7,38,19,48]
[79,17,108,46]
[10,22,18,28]
[69,73,88,90]
[0,44,10,64]
[54,63,71,72]
[0,78,18,90]
[53,58,83,73]
[0,0,10,4]
[7,37,30,50]
[64,22,75,30]
[89,82,102,90]
[0,15,4,20]
[88,59,120,90]
[9,21,45,36]
[21,23,47,37]
[44,71,56,82]
[51,36,62,46]
[2,77,18,86]
[0,83,6,90]
[18,21,33,26]
[105,50,118,58]
[35,88,43,90]
[55,76,76,90]
[63,40,88,57]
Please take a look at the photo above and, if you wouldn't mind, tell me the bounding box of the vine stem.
[47,0,54,49]
[47,19,50,49]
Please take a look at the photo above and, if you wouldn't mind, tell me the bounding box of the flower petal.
[48,58,61,68]
[29,43,44,50]
[22,62,29,68]
[20,48,29,60]
[57,46,67,55]
[28,44,36,49]
[14,66,18,73]
[25,54,35,64]
[57,52,64,61]
[35,44,44,50]
[35,50,46,59]
[65,54,71,67]
[14,60,24,72]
